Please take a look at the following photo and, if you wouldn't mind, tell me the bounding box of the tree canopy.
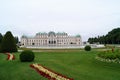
[1,31,18,53]
[0,33,3,52]
[0,33,3,44]
[14,36,19,44]
[88,28,120,44]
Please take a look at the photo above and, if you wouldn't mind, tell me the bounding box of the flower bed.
[96,56,120,63]
[30,63,73,80]
[96,49,120,63]
[6,53,15,60]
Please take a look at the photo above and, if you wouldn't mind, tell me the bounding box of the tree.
[1,31,18,53]
[106,28,120,44]
[0,33,3,52]
[0,33,3,44]
[88,28,120,44]
[14,36,19,44]
[88,38,94,44]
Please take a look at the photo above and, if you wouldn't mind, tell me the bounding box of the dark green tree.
[1,31,18,53]
[106,28,120,44]
[0,33,3,52]
[0,33,3,44]
[88,28,120,44]
[14,36,19,44]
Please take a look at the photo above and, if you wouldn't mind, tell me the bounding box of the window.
[32,43,35,45]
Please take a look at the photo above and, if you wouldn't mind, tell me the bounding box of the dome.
[21,35,27,38]
[76,34,81,37]
[36,32,47,35]
[56,32,68,35]
[48,31,56,36]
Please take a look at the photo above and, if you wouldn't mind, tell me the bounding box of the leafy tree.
[0,33,3,44]
[88,28,120,44]
[0,33,3,52]
[106,28,120,44]
[14,36,19,44]
[1,31,18,53]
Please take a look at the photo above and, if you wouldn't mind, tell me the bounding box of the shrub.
[84,45,91,51]
[20,50,35,62]
[96,49,120,63]
[97,50,120,60]
[116,54,120,59]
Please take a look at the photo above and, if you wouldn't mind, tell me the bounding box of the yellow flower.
[31,63,71,80]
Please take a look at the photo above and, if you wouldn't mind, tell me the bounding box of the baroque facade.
[21,31,82,47]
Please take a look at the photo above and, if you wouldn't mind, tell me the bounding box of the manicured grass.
[0,50,120,80]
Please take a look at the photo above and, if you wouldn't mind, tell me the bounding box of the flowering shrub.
[30,63,73,80]
[6,53,15,60]
[96,48,120,63]
[96,56,120,63]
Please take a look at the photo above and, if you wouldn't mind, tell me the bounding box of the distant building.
[20,31,82,47]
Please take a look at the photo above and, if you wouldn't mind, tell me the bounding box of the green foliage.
[97,49,120,60]
[0,33,3,44]
[0,33,3,52]
[88,28,120,44]
[20,50,35,62]
[14,36,19,44]
[1,31,17,53]
[84,45,91,51]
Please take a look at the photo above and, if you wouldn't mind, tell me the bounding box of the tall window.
[32,43,35,45]
[49,40,56,44]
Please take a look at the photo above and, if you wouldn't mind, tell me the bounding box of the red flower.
[6,53,15,60]
[30,64,73,80]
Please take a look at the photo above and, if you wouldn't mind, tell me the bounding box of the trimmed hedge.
[20,50,35,62]
[84,45,91,51]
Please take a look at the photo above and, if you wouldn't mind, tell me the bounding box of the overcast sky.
[0,0,120,41]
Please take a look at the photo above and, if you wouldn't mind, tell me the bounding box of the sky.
[0,0,120,41]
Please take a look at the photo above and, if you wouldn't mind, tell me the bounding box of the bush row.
[97,52,120,60]
[96,49,120,63]
[96,56,120,63]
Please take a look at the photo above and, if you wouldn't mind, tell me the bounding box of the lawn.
[0,49,120,80]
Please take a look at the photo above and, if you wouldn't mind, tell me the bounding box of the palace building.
[21,31,82,48]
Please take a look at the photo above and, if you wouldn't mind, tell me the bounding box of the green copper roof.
[56,32,67,35]
[36,32,47,35]
[21,35,27,38]
[76,34,81,37]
